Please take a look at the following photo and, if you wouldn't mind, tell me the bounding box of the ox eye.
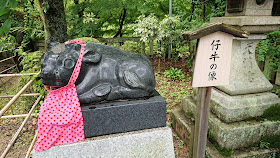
[64,59,75,69]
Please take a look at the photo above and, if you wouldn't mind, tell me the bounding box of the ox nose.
[41,69,55,78]
[40,70,48,78]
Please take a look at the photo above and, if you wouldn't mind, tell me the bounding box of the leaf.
[0,10,10,20]
[33,65,40,69]
[0,0,8,12]
[9,0,17,8]
[0,9,9,17]
[2,19,11,34]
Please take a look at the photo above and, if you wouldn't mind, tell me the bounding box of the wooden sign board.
[192,31,233,87]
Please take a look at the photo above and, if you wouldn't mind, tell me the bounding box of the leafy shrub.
[256,29,280,80]
[163,67,185,81]
[72,37,100,43]
[120,41,141,53]
[18,50,45,109]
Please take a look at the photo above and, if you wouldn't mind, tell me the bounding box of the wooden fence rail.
[1,95,42,158]
[0,73,41,158]
[0,79,34,118]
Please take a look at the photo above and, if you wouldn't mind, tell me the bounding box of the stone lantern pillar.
[172,0,280,157]
[207,0,280,155]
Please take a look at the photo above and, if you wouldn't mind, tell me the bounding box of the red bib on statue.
[34,40,85,151]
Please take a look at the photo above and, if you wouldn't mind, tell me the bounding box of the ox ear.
[47,42,60,51]
[83,50,101,64]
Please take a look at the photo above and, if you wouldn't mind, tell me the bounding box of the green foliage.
[173,134,185,149]
[260,140,270,149]
[133,14,159,42]
[261,105,280,121]
[256,29,280,80]
[18,50,45,109]
[20,51,42,73]
[163,67,185,81]
[272,88,280,97]
[72,37,100,43]
[120,41,141,53]
[261,135,280,150]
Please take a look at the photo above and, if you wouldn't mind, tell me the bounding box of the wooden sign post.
[182,24,249,158]
[192,31,233,158]
[192,31,232,158]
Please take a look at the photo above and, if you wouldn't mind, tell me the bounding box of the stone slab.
[225,0,274,17]
[81,90,166,138]
[210,16,280,33]
[215,35,273,95]
[171,108,279,158]
[33,127,175,158]
[209,88,280,123]
[182,96,280,149]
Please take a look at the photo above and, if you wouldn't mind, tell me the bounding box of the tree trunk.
[38,0,68,45]
[272,0,280,16]
[203,1,206,22]
[189,0,196,22]
[114,8,126,38]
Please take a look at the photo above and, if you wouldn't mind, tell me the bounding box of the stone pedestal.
[33,91,175,157]
[172,106,279,157]
[180,95,280,149]
[81,91,166,138]
[33,127,175,158]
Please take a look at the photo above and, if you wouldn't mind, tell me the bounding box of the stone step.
[171,108,279,157]
[209,88,280,123]
[181,96,280,149]
[33,127,175,158]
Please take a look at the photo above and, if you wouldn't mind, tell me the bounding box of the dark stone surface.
[82,91,166,138]
[41,42,156,104]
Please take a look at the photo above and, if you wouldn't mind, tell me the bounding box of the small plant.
[167,122,172,127]
[178,140,184,149]
[272,88,280,97]
[163,67,185,81]
[260,140,270,149]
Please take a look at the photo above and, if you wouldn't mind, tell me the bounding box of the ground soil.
[0,58,190,158]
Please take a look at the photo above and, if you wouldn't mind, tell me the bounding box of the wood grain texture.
[192,31,233,87]
[183,23,249,40]
[193,87,212,158]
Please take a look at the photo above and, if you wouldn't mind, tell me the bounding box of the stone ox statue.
[40,42,156,104]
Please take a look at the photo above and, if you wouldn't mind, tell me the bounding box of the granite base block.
[182,96,280,149]
[81,91,166,138]
[171,108,279,158]
[32,127,175,158]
